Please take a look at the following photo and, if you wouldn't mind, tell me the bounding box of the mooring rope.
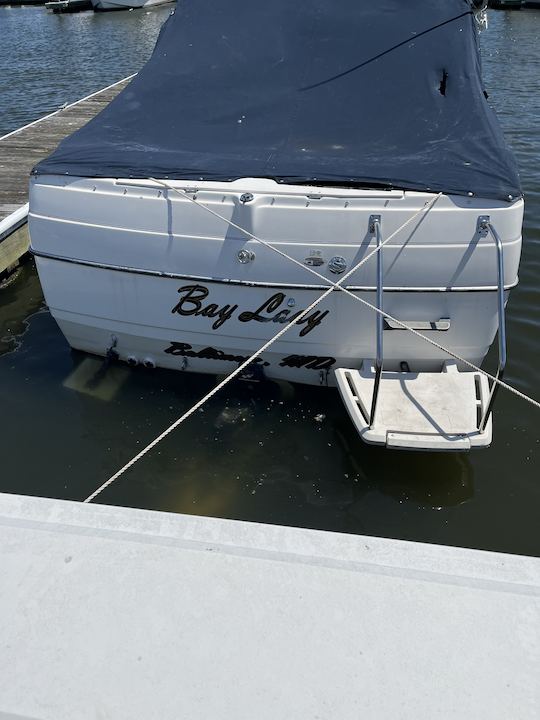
[83,196,437,502]
[153,180,540,410]
[151,179,439,294]
[0,74,137,143]
[84,185,539,503]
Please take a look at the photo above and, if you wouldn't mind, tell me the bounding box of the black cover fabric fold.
[35,0,521,202]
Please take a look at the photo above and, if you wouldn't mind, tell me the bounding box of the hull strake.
[30,249,519,294]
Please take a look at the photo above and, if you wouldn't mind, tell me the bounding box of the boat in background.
[91,0,173,10]
[488,1,522,8]
[45,0,92,12]
[29,0,524,451]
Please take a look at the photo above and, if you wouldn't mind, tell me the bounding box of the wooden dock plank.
[0,77,131,224]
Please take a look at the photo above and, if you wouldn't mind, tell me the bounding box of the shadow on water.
[333,419,474,510]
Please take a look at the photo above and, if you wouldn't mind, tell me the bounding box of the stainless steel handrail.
[369,215,383,428]
[479,217,507,432]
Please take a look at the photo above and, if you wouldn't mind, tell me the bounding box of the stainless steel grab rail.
[369,215,383,428]
[478,216,507,433]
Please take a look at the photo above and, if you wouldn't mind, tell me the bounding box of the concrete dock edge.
[0,492,538,719]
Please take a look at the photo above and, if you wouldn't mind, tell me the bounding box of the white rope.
[84,201,427,503]
[151,178,437,284]
[153,179,540,410]
[84,185,539,502]
[0,74,137,143]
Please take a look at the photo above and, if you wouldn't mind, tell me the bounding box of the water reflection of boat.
[30,0,524,452]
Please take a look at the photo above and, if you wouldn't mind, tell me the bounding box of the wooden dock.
[0,75,133,276]
[0,76,133,225]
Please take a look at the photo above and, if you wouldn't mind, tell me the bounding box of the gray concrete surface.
[0,492,538,719]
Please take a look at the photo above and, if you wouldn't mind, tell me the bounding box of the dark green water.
[0,7,538,555]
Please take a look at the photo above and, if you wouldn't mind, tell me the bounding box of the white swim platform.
[0,492,538,719]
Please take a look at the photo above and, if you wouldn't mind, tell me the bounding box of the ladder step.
[335,361,492,451]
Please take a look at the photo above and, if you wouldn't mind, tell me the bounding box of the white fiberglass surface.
[29,177,523,290]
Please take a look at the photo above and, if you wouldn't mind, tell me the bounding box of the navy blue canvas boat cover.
[34,0,521,201]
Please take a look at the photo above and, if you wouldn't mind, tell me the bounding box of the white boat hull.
[33,260,512,386]
[29,176,523,387]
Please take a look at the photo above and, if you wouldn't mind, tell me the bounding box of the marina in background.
[1,0,540,15]
[0,4,537,552]
[0,0,538,10]
[0,8,539,716]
